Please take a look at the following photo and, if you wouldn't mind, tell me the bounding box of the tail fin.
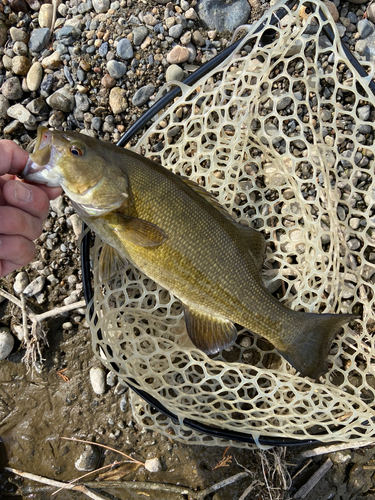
[278,312,358,379]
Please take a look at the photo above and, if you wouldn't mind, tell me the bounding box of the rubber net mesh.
[88,0,375,447]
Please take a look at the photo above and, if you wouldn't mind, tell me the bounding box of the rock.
[273,89,292,110]
[91,116,102,131]
[116,38,133,60]
[133,26,148,46]
[10,27,29,43]
[78,1,92,14]
[143,13,157,26]
[0,95,10,118]
[323,1,339,22]
[107,60,126,79]
[0,328,14,360]
[145,457,162,473]
[368,4,375,24]
[3,55,12,71]
[132,84,155,106]
[98,41,108,57]
[13,271,29,295]
[26,96,47,114]
[69,214,83,239]
[185,7,198,20]
[357,19,374,39]
[7,103,36,126]
[28,28,50,52]
[169,24,183,38]
[109,87,128,114]
[180,31,191,45]
[92,0,110,13]
[23,276,46,297]
[75,93,90,112]
[101,73,116,89]
[41,51,62,69]
[55,25,81,45]
[357,105,371,120]
[40,73,54,97]
[75,445,100,472]
[3,120,20,135]
[167,45,190,64]
[39,3,53,29]
[0,21,7,47]
[1,77,23,100]
[50,196,65,216]
[90,366,107,394]
[166,64,185,82]
[12,55,31,76]
[47,88,75,112]
[348,0,368,4]
[192,30,205,47]
[186,42,197,63]
[13,41,28,56]
[196,0,250,31]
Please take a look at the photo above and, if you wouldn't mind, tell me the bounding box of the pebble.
[132,84,155,106]
[1,76,23,100]
[323,1,339,22]
[75,93,90,112]
[13,271,29,295]
[11,55,31,76]
[22,276,46,297]
[47,88,75,112]
[109,87,128,114]
[0,328,14,360]
[13,41,28,57]
[116,38,134,60]
[167,45,190,64]
[41,51,62,69]
[50,196,66,216]
[169,24,184,38]
[90,366,107,394]
[196,0,251,31]
[166,64,185,81]
[368,4,375,23]
[69,214,83,239]
[357,105,371,120]
[75,445,100,471]
[38,3,53,29]
[93,0,110,13]
[192,30,205,47]
[7,103,35,126]
[28,28,50,52]
[0,95,10,118]
[145,457,162,473]
[0,21,7,47]
[357,19,374,38]
[133,26,148,46]
[10,27,29,43]
[101,73,116,89]
[107,59,127,79]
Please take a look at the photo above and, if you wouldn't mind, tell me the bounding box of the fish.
[21,126,358,379]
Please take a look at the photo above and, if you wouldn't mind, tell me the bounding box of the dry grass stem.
[300,441,375,458]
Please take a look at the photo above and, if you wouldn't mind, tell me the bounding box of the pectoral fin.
[108,213,167,247]
[184,306,237,354]
[99,243,128,282]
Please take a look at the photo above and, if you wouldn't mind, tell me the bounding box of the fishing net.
[87,0,375,447]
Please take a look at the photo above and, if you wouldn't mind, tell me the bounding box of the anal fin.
[184,305,237,354]
[99,243,128,282]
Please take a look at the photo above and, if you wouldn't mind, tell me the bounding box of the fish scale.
[21,126,358,378]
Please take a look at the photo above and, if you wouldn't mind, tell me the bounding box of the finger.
[0,235,35,277]
[0,206,43,241]
[37,185,63,201]
[2,180,50,220]
[0,140,29,176]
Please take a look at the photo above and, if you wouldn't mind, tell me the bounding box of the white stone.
[13,271,29,295]
[0,328,14,360]
[90,366,106,394]
[145,457,162,472]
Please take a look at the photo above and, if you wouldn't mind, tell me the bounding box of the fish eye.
[70,145,84,156]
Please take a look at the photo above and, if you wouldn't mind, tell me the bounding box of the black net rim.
[80,1,375,447]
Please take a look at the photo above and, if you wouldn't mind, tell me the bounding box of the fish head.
[22,127,129,215]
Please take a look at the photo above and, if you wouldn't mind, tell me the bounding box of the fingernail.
[15,183,32,202]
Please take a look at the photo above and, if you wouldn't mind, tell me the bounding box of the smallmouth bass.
[21,127,358,379]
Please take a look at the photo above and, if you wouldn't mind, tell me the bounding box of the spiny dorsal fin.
[183,305,237,354]
[107,213,167,247]
[99,243,128,282]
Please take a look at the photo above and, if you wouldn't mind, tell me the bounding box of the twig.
[292,459,312,480]
[20,293,28,341]
[238,480,263,500]
[0,288,22,308]
[5,467,109,500]
[260,452,272,500]
[300,440,375,458]
[6,467,249,500]
[32,300,87,322]
[293,458,333,499]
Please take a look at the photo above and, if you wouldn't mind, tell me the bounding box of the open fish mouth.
[20,127,63,187]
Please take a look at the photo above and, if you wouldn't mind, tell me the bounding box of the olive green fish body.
[22,128,358,378]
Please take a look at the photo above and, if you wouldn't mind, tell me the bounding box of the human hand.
[0,140,62,277]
